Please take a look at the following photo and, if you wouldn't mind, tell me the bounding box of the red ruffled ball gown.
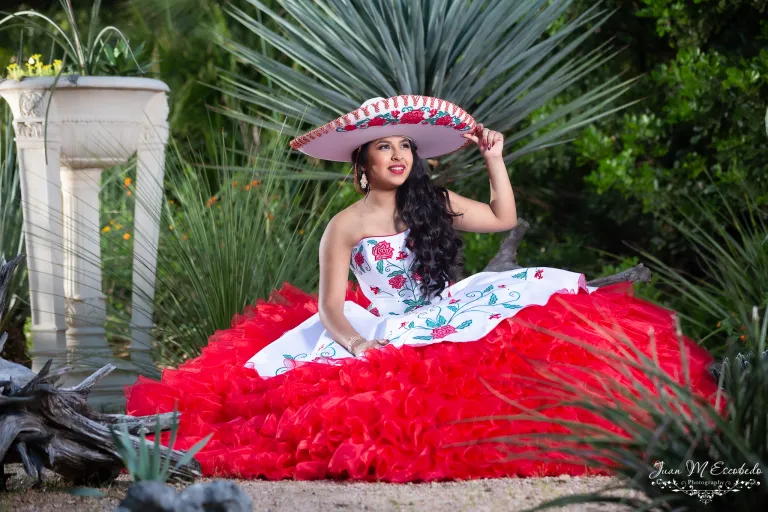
[125,228,720,481]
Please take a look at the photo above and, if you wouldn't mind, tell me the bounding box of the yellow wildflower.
[169,225,174,231]
[109,219,115,225]
[115,224,122,230]
[299,229,305,236]
[41,64,52,75]
[102,226,111,233]
[53,59,62,74]
[6,63,23,81]
[123,233,131,240]
[26,54,43,76]
[169,199,175,205]
[124,177,132,187]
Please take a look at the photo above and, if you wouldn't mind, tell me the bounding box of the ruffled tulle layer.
[125,282,720,482]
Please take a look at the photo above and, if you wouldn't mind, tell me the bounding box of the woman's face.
[363,136,414,190]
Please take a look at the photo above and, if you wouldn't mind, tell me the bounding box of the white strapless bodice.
[349,228,439,317]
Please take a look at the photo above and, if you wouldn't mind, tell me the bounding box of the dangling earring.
[360,171,368,189]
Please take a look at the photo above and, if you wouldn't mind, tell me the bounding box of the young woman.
[126,96,719,482]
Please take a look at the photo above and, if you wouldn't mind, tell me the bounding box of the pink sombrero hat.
[289,95,476,162]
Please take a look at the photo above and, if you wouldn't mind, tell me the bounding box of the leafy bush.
[0,105,28,363]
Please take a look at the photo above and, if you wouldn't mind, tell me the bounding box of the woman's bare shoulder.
[322,202,368,248]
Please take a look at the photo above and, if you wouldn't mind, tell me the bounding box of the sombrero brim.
[290,95,476,162]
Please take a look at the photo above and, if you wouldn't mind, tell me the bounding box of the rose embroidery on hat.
[337,106,472,133]
[400,109,425,124]
[290,96,476,160]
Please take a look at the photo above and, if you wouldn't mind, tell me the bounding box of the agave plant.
[110,409,212,483]
[217,0,638,181]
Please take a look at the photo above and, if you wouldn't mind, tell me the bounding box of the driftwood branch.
[586,264,652,287]
[480,218,652,286]
[100,412,179,435]
[61,363,115,392]
[0,360,202,487]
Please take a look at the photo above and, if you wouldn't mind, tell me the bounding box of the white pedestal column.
[130,93,170,373]
[12,99,68,373]
[60,166,110,370]
[1,78,171,409]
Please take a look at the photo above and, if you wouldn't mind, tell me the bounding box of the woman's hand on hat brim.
[462,123,504,159]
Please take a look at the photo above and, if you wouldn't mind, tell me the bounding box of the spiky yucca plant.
[219,0,638,180]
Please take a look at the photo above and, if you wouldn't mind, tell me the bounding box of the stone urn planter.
[0,76,170,408]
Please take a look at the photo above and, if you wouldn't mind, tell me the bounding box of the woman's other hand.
[351,338,390,357]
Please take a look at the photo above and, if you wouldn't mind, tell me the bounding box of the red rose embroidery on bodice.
[350,229,432,316]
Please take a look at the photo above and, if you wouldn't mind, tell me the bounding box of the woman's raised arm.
[448,124,517,233]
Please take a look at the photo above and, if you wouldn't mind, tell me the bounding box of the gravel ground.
[1,465,645,512]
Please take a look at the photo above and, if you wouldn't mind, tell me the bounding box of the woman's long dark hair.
[352,140,463,300]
